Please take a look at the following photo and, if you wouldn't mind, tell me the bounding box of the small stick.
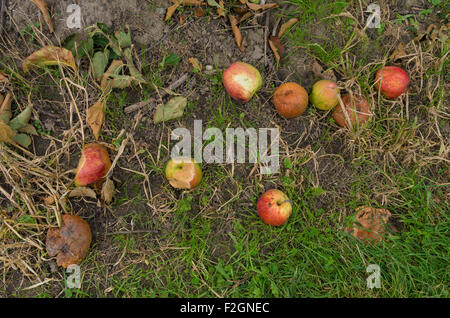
[124,74,189,114]
[0,0,7,36]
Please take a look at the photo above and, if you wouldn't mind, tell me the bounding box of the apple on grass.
[222,62,262,102]
[273,82,309,119]
[165,157,202,190]
[375,66,410,99]
[310,79,340,110]
[256,189,292,226]
[74,143,111,187]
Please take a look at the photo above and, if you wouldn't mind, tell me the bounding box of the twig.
[124,73,189,114]
[105,229,159,236]
[0,0,7,36]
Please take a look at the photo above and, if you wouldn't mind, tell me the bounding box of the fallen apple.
[46,214,92,268]
[310,79,340,110]
[273,82,309,119]
[74,143,111,187]
[375,66,410,99]
[165,157,202,190]
[333,94,370,129]
[222,61,262,102]
[256,189,292,226]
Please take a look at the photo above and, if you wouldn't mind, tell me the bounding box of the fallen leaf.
[166,1,181,22]
[0,93,12,124]
[100,60,130,91]
[0,71,9,83]
[311,60,337,82]
[11,134,32,148]
[389,43,407,61]
[194,7,204,17]
[68,187,97,199]
[154,96,188,124]
[278,18,298,37]
[346,206,394,243]
[0,120,15,143]
[101,178,115,204]
[189,57,202,71]
[246,1,278,11]
[229,15,244,51]
[268,36,285,63]
[23,46,77,73]
[217,0,226,17]
[179,14,187,25]
[87,101,105,140]
[9,105,33,131]
[31,0,54,33]
[18,124,38,136]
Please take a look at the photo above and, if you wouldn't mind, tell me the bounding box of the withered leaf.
[101,178,115,204]
[188,57,202,71]
[0,120,15,143]
[246,2,278,11]
[100,60,130,91]
[229,15,244,51]
[166,1,181,22]
[154,96,188,124]
[68,187,97,199]
[87,100,106,140]
[217,0,226,17]
[312,60,337,82]
[389,43,407,61]
[268,36,285,63]
[278,18,298,37]
[23,46,77,74]
[31,0,54,33]
[0,71,9,83]
[0,93,12,124]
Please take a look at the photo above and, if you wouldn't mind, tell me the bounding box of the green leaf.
[63,34,94,59]
[9,106,33,131]
[92,50,110,81]
[115,30,132,49]
[161,53,181,68]
[11,134,31,148]
[153,96,187,124]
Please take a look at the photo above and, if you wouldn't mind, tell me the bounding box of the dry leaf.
[389,43,407,61]
[217,0,226,17]
[31,0,54,33]
[194,7,204,17]
[165,1,181,22]
[0,120,15,144]
[68,187,97,199]
[101,178,115,204]
[312,60,337,82]
[278,18,298,37]
[246,2,278,11]
[23,46,77,73]
[87,100,106,140]
[100,60,127,91]
[179,14,187,25]
[0,71,9,83]
[188,57,203,71]
[268,36,285,63]
[346,206,394,243]
[229,15,243,51]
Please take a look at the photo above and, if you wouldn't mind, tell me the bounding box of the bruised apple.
[256,189,292,226]
[375,66,410,99]
[310,79,340,110]
[273,82,308,119]
[333,94,370,129]
[74,143,111,187]
[46,214,92,268]
[222,62,262,102]
[165,157,202,190]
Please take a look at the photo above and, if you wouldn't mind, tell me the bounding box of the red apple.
[310,79,340,110]
[273,82,309,119]
[256,189,292,226]
[165,157,202,190]
[333,94,371,129]
[375,66,410,99]
[222,62,262,102]
[74,143,111,187]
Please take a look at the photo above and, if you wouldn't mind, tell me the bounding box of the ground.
[0,0,449,297]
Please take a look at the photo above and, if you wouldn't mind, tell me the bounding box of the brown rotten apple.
[74,143,111,187]
[222,62,262,102]
[46,214,92,268]
[273,82,308,119]
[333,94,371,129]
[165,157,202,190]
[375,66,410,99]
[256,189,292,226]
[310,79,340,110]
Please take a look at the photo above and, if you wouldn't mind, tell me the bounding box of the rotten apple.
[222,62,262,102]
[74,143,111,187]
[256,189,292,226]
[375,66,410,99]
[310,79,340,110]
[333,94,371,129]
[165,157,202,190]
[273,82,309,119]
